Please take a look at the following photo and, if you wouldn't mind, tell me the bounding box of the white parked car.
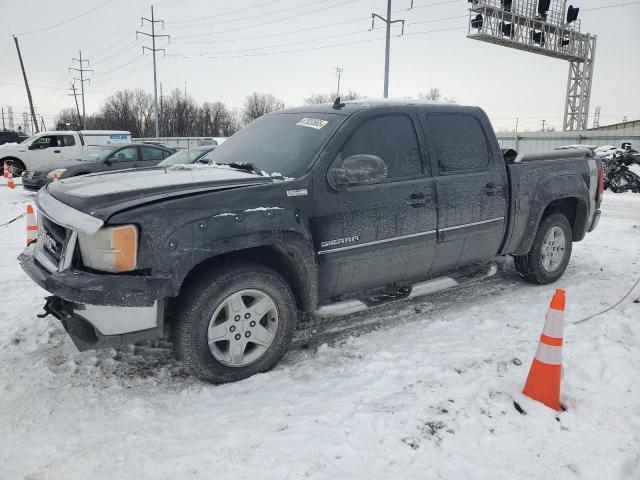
[0,130,131,176]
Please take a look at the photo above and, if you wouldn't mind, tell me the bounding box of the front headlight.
[78,225,138,272]
[46,168,67,181]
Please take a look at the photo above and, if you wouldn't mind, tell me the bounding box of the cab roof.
[276,98,481,116]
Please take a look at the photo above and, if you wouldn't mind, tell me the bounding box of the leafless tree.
[53,107,80,129]
[304,90,363,104]
[242,92,284,123]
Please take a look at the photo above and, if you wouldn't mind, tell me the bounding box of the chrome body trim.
[439,217,505,232]
[407,277,458,299]
[315,299,368,317]
[317,230,437,256]
[36,190,104,235]
[59,231,78,271]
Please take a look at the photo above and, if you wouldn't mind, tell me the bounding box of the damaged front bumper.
[19,243,174,351]
[41,296,163,351]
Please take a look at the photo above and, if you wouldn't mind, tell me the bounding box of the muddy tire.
[514,212,572,285]
[174,261,296,383]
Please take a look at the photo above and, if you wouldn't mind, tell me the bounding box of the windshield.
[158,149,208,166]
[202,112,342,177]
[76,146,117,163]
[21,134,41,146]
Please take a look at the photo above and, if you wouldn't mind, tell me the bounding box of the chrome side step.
[314,262,498,318]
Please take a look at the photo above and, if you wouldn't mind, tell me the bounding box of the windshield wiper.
[217,162,264,176]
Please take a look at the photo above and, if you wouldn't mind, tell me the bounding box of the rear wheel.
[174,262,296,383]
[514,212,572,284]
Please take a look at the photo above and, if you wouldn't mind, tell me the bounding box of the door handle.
[483,183,502,196]
[406,193,430,207]
[54,150,61,153]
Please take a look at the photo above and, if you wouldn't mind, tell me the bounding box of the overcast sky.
[0,0,638,132]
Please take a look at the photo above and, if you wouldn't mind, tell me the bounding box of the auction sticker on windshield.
[296,118,329,129]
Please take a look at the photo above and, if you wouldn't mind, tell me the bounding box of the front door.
[422,113,508,274]
[102,146,140,172]
[27,135,64,168]
[316,113,438,299]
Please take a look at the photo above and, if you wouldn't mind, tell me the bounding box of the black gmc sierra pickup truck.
[19,100,604,382]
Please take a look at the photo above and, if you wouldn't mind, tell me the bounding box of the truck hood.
[45,165,274,220]
[0,142,26,152]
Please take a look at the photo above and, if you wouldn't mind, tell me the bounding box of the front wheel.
[514,212,573,284]
[174,262,296,383]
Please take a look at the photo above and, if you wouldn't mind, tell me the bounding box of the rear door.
[317,111,438,298]
[103,146,140,172]
[139,146,170,167]
[60,134,80,160]
[422,112,507,274]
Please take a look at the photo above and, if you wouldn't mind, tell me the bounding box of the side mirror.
[104,158,113,165]
[28,144,39,150]
[328,154,387,190]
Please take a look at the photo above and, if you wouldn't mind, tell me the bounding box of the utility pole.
[69,83,82,127]
[1,107,5,131]
[334,66,343,97]
[69,51,92,129]
[40,115,46,132]
[13,36,39,133]
[540,119,546,132]
[137,6,169,139]
[372,1,407,98]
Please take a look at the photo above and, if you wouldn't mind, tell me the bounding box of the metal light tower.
[467,0,596,131]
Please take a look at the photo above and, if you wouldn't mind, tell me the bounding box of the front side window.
[426,114,490,173]
[31,135,56,149]
[77,146,116,163]
[109,147,138,163]
[340,115,422,180]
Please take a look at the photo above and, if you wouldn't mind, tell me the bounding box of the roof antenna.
[332,97,345,109]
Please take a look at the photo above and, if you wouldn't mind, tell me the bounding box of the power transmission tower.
[371,1,408,98]
[69,83,82,127]
[334,66,343,97]
[593,106,601,129]
[137,6,169,138]
[13,36,39,133]
[540,120,546,132]
[40,115,46,131]
[69,51,92,129]
[7,106,14,130]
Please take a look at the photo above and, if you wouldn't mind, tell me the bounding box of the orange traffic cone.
[3,161,9,179]
[26,204,37,245]
[7,165,15,189]
[523,289,565,411]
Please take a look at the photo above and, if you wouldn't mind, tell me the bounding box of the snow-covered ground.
[1,183,639,480]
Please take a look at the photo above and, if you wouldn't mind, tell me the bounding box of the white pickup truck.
[0,130,131,175]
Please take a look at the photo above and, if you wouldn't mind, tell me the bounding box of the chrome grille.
[39,214,67,266]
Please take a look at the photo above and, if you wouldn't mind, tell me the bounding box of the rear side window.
[426,114,490,173]
[140,146,166,161]
[62,135,76,147]
[341,115,422,179]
